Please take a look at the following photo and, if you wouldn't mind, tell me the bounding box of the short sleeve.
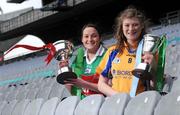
[96,46,116,77]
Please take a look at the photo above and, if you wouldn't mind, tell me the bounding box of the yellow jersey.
[97,45,145,95]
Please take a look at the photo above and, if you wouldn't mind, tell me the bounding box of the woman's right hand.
[142,52,154,65]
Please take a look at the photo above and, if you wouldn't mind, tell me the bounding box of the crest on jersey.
[113,57,120,64]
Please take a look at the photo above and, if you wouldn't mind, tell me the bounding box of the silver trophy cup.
[53,40,77,84]
[132,34,163,80]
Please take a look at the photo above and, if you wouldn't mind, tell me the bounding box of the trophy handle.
[156,35,166,52]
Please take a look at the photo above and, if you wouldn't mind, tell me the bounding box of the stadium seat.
[49,82,71,100]
[171,77,180,91]
[11,99,31,115]
[124,91,161,115]
[39,97,60,115]
[25,82,38,89]
[16,88,29,100]
[154,89,180,115]
[55,96,80,115]
[26,88,39,100]
[36,86,52,100]
[99,93,131,115]
[162,75,177,93]
[0,92,8,102]
[23,98,44,115]
[164,43,180,78]
[74,94,105,115]
[1,100,18,115]
[0,101,7,114]
[6,89,19,102]
[43,77,56,88]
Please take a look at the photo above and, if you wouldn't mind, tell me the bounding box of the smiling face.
[122,17,143,43]
[81,27,101,52]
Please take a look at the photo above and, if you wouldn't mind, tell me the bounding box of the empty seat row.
[0,90,179,115]
[0,80,71,102]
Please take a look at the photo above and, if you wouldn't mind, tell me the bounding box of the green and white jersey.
[70,45,106,99]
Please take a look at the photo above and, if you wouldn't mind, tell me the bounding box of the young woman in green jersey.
[65,23,107,99]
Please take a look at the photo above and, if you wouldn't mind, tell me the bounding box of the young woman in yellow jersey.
[97,6,156,97]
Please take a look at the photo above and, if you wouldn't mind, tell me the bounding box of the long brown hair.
[114,6,149,54]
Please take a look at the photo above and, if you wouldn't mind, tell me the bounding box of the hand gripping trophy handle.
[132,34,163,80]
[53,40,77,84]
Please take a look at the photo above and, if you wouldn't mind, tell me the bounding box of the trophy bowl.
[53,40,77,84]
[53,40,74,61]
[132,34,162,80]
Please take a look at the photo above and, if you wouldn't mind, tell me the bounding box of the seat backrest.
[74,94,105,115]
[55,96,80,115]
[36,86,52,100]
[162,75,176,93]
[124,91,161,115]
[48,82,71,100]
[24,98,44,115]
[1,100,18,115]
[26,88,39,100]
[0,92,8,102]
[0,101,8,114]
[154,90,180,115]
[164,43,180,78]
[170,77,180,92]
[61,86,72,99]
[11,99,31,115]
[99,93,131,115]
[6,90,19,102]
[39,97,60,115]
[16,88,29,100]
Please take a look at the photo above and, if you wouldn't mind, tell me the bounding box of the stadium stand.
[0,0,88,34]
[0,7,57,33]
[0,7,34,22]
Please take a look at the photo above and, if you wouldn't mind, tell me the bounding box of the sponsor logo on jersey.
[112,69,132,76]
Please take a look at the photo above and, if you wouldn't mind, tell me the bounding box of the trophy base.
[132,63,153,80]
[56,71,77,84]
[132,69,152,80]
